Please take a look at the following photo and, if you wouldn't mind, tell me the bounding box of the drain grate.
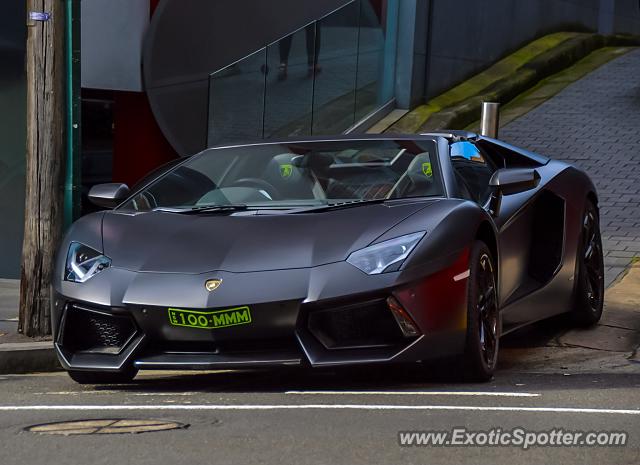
[26,419,188,435]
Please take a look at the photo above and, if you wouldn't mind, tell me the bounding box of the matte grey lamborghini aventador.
[52,132,604,383]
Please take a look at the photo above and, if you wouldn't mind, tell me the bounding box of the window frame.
[447,141,500,205]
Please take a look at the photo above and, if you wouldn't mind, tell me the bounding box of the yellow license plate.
[168,306,252,330]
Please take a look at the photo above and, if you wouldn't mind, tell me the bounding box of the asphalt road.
[1,366,639,465]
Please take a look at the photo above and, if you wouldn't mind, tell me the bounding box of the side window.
[449,141,497,204]
[453,171,474,201]
[476,139,544,168]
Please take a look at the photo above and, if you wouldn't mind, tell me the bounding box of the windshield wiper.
[154,204,249,214]
[290,198,391,213]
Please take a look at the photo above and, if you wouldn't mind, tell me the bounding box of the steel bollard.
[480,102,500,139]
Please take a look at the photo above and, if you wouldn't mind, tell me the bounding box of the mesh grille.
[308,299,404,350]
[63,305,137,354]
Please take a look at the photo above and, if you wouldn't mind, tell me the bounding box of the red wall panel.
[111,0,179,187]
[112,91,178,187]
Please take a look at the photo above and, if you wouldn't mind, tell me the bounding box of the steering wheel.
[228,178,281,200]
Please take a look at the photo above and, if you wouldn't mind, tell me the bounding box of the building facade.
[1,0,639,278]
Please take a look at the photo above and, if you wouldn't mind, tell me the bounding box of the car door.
[448,140,542,323]
[475,138,565,328]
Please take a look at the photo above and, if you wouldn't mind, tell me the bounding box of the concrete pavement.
[500,263,640,374]
[0,278,18,334]
[0,279,59,374]
[0,369,638,465]
[501,48,640,287]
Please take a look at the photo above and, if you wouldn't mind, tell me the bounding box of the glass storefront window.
[311,1,360,134]
[208,48,268,147]
[264,24,316,138]
[207,0,399,147]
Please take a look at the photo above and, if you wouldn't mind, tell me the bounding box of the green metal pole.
[63,0,81,229]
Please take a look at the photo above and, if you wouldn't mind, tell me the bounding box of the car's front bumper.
[52,255,470,373]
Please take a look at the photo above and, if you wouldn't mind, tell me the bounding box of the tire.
[462,240,500,382]
[68,368,138,385]
[571,200,604,327]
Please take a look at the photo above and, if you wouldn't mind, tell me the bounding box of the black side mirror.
[88,183,130,209]
[488,168,540,216]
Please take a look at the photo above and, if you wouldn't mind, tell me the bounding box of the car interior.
[123,143,446,211]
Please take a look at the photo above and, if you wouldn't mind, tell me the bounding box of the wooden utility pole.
[19,0,67,337]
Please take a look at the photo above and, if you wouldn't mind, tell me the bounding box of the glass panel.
[207,48,267,147]
[311,0,361,135]
[355,0,399,121]
[263,24,315,139]
[205,0,401,146]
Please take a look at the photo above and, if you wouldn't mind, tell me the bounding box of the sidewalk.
[480,48,640,373]
[500,263,640,373]
[0,279,19,335]
[501,48,640,287]
[0,279,59,374]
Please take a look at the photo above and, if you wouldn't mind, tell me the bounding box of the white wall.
[81,0,149,91]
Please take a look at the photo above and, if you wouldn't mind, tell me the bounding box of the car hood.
[101,201,438,273]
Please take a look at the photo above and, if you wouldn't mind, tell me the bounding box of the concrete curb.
[465,45,634,134]
[389,33,640,134]
[0,342,61,375]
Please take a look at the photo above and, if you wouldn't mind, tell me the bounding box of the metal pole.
[63,0,81,229]
[480,102,500,139]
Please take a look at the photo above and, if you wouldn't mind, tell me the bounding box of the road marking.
[35,391,539,398]
[285,391,540,397]
[0,405,638,415]
[35,391,198,396]
[34,391,118,396]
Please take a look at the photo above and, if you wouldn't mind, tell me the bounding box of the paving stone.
[605,257,634,267]
[607,250,638,258]
[502,49,640,285]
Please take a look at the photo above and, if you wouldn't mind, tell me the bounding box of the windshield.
[118,139,443,211]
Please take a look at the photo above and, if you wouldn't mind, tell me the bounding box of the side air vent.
[529,191,565,283]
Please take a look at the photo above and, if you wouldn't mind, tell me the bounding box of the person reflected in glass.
[277,24,322,81]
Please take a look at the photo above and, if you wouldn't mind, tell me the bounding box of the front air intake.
[307,299,407,350]
[62,305,138,355]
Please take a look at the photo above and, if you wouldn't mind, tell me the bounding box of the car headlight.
[346,231,425,275]
[65,242,111,283]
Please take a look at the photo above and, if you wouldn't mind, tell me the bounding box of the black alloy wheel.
[572,200,604,326]
[463,240,499,381]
